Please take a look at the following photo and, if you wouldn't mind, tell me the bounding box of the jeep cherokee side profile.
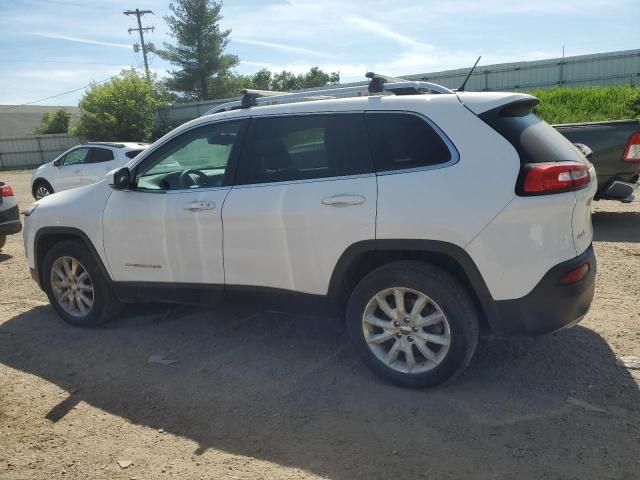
[23,78,597,387]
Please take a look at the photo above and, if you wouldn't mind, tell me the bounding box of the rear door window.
[88,147,115,163]
[235,113,372,185]
[365,113,453,172]
[125,149,143,159]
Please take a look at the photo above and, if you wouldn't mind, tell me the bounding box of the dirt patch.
[1,170,639,479]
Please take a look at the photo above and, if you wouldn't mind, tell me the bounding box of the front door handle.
[74,169,81,174]
[321,194,366,206]
[184,201,216,211]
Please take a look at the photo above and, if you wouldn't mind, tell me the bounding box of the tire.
[42,239,122,327]
[346,260,480,388]
[33,180,53,200]
[0,235,6,251]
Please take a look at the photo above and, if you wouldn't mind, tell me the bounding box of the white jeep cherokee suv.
[31,142,149,199]
[23,78,597,387]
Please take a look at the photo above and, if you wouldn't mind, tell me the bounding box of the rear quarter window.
[125,149,143,159]
[365,112,453,172]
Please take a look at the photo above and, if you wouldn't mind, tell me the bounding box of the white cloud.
[32,33,131,49]
[344,16,433,49]
[234,38,337,59]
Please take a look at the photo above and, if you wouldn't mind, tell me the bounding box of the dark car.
[0,181,21,251]
[555,120,640,202]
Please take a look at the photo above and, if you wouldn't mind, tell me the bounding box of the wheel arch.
[328,240,498,333]
[34,227,112,287]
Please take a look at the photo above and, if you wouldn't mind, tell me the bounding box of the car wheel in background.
[33,180,53,200]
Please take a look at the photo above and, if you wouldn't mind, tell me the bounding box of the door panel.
[223,176,376,294]
[102,188,229,283]
[102,119,246,284]
[56,147,90,191]
[82,147,117,186]
[222,113,376,295]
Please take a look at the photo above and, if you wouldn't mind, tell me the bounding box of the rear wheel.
[346,261,480,388]
[42,239,122,327]
[33,180,53,200]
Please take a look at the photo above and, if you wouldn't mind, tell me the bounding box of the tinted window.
[62,147,90,166]
[479,101,584,164]
[135,120,243,191]
[88,147,115,163]
[125,149,143,159]
[236,114,372,185]
[365,113,452,172]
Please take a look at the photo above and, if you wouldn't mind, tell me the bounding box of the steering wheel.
[179,169,209,188]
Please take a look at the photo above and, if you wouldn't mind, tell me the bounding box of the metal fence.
[156,48,640,128]
[0,133,81,170]
[405,49,640,92]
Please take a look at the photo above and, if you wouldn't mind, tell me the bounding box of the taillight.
[623,132,640,163]
[519,162,590,195]
[0,185,14,197]
[560,263,590,285]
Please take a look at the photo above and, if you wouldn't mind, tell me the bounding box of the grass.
[530,86,639,124]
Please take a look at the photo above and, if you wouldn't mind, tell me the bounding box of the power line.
[0,67,144,111]
[124,8,154,77]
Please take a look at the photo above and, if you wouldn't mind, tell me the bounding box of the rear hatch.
[459,93,596,255]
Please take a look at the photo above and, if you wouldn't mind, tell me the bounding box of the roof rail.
[203,73,453,116]
[82,142,126,148]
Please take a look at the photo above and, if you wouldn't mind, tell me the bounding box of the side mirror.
[53,160,61,167]
[107,167,131,190]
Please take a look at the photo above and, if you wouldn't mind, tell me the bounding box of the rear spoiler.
[456,92,538,115]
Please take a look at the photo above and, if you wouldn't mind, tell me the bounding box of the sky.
[0,0,638,106]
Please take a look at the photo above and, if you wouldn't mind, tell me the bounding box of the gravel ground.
[1,169,639,480]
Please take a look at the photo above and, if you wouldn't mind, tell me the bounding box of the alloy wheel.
[362,287,451,374]
[50,256,94,317]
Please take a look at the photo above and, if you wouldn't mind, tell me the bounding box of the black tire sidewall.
[33,180,53,200]
[42,240,117,327]
[346,262,479,388]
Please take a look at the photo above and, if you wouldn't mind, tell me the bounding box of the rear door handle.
[321,194,366,206]
[184,201,216,211]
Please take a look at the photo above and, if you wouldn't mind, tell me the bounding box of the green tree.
[159,0,238,100]
[266,67,340,91]
[33,108,71,134]
[72,69,168,142]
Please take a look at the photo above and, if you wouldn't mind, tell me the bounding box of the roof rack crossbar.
[202,74,453,116]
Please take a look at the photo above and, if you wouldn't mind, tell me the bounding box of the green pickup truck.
[555,119,640,203]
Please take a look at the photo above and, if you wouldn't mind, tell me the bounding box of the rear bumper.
[0,205,21,235]
[0,220,21,235]
[489,244,596,336]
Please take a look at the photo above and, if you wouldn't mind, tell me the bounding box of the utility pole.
[124,9,154,78]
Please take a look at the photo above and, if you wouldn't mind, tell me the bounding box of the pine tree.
[159,0,238,100]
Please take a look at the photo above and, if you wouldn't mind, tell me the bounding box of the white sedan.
[31,142,149,199]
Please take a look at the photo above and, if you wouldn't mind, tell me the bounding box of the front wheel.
[346,261,480,388]
[42,239,122,327]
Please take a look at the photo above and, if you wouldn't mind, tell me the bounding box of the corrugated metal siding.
[156,48,640,127]
[408,49,640,91]
[0,134,81,170]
